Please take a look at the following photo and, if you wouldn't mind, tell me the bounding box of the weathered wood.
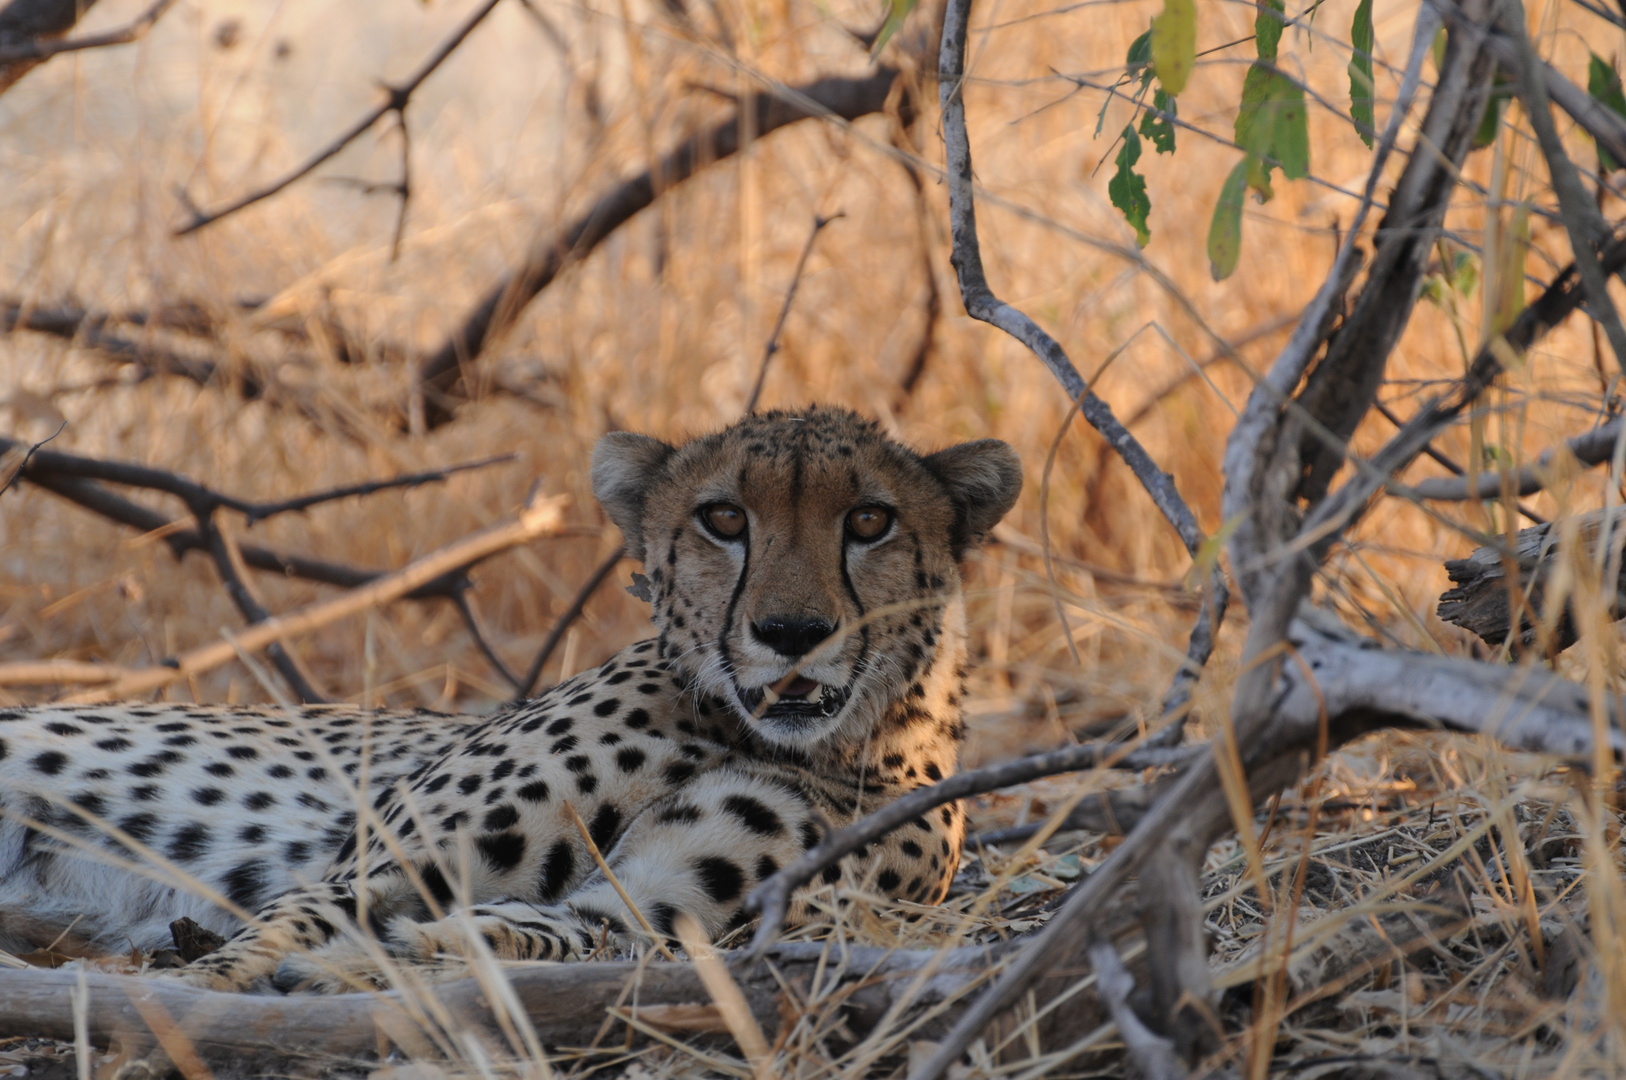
[0,939,1113,1072]
[1437,507,1626,652]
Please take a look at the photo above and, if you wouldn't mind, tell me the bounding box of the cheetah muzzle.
[0,406,1022,992]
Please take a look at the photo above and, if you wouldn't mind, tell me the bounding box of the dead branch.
[0,0,93,93]
[745,740,1195,955]
[415,68,903,427]
[174,0,501,236]
[1087,940,1183,1080]
[1407,415,1624,501]
[1437,506,1626,650]
[0,939,1110,1065]
[1498,0,1626,372]
[0,0,176,62]
[1374,400,1546,522]
[56,490,568,702]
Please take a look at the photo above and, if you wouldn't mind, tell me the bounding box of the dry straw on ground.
[4,0,1626,1074]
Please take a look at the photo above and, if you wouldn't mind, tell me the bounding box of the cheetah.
[0,407,1022,991]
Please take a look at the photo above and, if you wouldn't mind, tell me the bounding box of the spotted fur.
[0,408,1022,991]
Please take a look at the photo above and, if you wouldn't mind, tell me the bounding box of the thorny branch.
[173,0,502,236]
[744,213,842,414]
[514,546,626,699]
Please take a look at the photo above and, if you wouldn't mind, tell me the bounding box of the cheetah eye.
[700,503,747,539]
[846,506,893,542]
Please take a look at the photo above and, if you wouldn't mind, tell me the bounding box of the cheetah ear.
[592,432,676,562]
[921,439,1023,558]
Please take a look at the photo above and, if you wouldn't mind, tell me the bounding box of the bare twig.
[60,492,568,702]
[416,69,903,426]
[1406,414,1625,500]
[744,739,1192,954]
[0,419,64,497]
[514,546,626,699]
[1087,940,1183,1080]
[1374,399,1546,522]
[450,591,524,691]
[0,0,176,61]
[743,213,841,414]
[1499,0,1626,372]
[173,0,503,236]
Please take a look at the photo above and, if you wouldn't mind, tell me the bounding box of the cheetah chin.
[0,406,1021,992]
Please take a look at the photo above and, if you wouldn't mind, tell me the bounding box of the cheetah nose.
[752,615,837,657]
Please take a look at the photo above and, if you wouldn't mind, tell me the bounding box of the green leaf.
[1097,28,1153,137]
[1472,79,1509,150]
[869,0,918,56]
[1128,27,1153,86]
[1139,88,1177,153]
[1109,125,1151,247]
[1348,0,1374,147]
[1234,63,1309,191]
[1207,161,1248,280]
[1255,0,1285,61]
[1151,0,1196,95]
[1588,53,1626,170]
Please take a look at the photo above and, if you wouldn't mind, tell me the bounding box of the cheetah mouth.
[735,676,849,721]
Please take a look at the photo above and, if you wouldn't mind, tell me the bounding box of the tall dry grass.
[3,0,1626,1072]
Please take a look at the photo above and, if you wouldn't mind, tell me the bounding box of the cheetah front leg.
[275,772,824,990]
[169,878,404,992]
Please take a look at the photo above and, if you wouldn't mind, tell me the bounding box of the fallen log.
[1437,506,1626,652]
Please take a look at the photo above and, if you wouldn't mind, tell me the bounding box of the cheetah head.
[592,407,1022,750]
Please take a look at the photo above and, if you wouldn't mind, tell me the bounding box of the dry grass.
[4,0,1626,1073]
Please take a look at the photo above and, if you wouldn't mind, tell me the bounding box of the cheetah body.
[0,408,1022,990]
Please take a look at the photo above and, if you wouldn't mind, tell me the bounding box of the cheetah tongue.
[780,677,820,701]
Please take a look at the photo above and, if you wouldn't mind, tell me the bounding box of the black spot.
[695,856,744,903]
[70,792,106,818]
[492,759,516,780]
[223,862,266,908]
[615,747,646,773]
[625,709,650,729]
[32,751,66,776]
[820,864,841,884]
[307,766,328,781]
[756,855,779,880]
[877,869,901,892]
[924,762,943,781]
[900,840,923,858]
[940,807,954,826]
[334,833,358,863]
[538,838,574,899]
[440,811,469,831]
[227,746,259,760]
[245,792,277,811]
[550,736,579,755]
[191,787,225,806]
[458,774,482,796]
[588,804,622,850]
[267,764,293,779]
[239,824,265,843]
[607,670,633,685]
[423,773,452,793]
[663,761,697,786]
[285,841,310,863]
[517,780,550,803]
[96,737,133,752]
[658,803,703,824]
[203,762,234,778]
[419,862,455,906]
[576,773,598,795]
[545,717,573,736]
[484,804,519,830]
[599,731,622,746]
[881,753,905,769]
[593,698,621,717]
[477,831,527,872]
[799,820,822,850]
[647,902,677,937]
[169,823,210,861]
[118,812,158,843]
[566,692,594,708]
[722,795,783,837]
[44,722,82,737]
